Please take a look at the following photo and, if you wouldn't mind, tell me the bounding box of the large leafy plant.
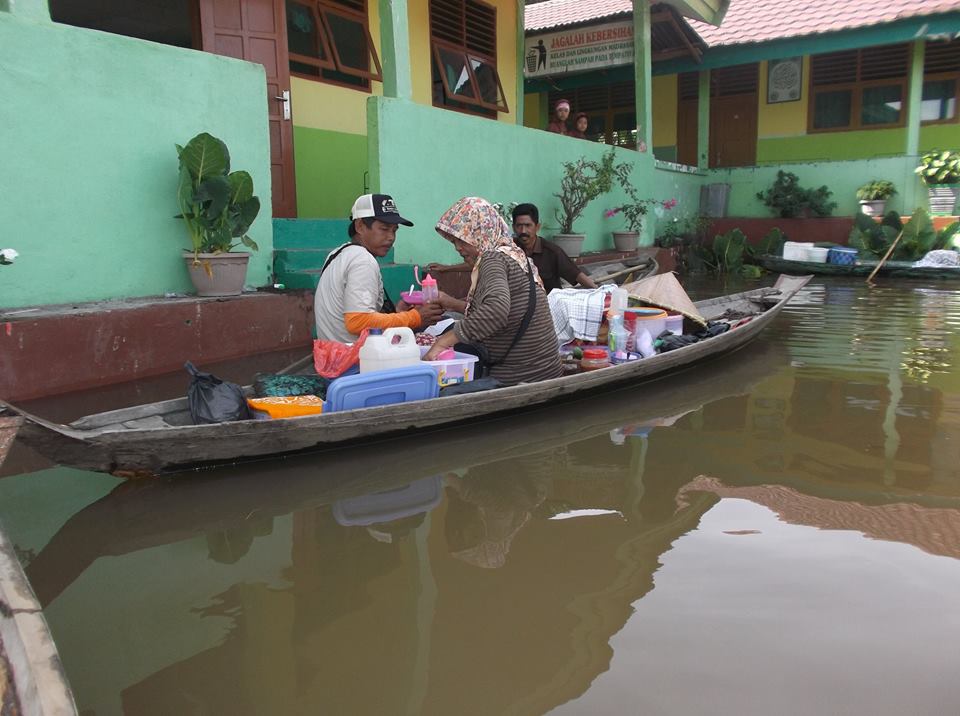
[691,228,760,277]
[756,170,837,218]
[849,208,958,261]
[856,180,897,201]
[176,132,260,255]
[554,148,629,234]
[915,149,960,185]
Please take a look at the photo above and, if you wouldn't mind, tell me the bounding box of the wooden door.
[709,94,757,168]
[676,99,698,166]
[199,0,298,217]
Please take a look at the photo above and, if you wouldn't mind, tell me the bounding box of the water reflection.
[4,277,960,715]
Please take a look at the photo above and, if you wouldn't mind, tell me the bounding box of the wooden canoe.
[757,254,960,280]
[1,275,811,476]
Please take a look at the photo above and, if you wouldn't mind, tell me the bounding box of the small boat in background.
[757,254,960,280]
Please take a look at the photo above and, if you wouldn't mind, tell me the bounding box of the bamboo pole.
[865,230,904,286]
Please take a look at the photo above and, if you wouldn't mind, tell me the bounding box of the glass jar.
[579,348,611,371]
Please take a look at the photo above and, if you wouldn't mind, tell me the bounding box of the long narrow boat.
[2,275,810,476]
[757,253,960,280]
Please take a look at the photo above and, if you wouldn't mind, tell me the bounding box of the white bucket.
[359,327,421,373]
[804,246,829,263]
[665,313,684,335]
[783,241,813,261]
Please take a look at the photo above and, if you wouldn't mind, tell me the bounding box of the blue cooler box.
[828,247,858,265]
[325,365,439,412]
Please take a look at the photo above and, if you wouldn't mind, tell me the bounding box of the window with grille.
[430,0,507,117]
[808,43,909,131]
[548,82,635,147]
[286,0,382,90]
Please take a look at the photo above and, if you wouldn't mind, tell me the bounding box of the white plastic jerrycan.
[359,327,421,373]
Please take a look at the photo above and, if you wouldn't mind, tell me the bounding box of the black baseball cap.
[348,193,414,236]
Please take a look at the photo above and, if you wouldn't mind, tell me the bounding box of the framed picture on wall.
[767,57,802,104]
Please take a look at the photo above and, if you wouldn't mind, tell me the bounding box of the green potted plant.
[915,149,960,216]
[176,132,260,296]
[553,148,626,257]
[855,180,896,217]
[756,170,836,218]
[606,197,677,252]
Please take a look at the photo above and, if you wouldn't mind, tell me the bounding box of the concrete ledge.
[0,291,315,401]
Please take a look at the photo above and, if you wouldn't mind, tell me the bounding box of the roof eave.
[662,0,729,26]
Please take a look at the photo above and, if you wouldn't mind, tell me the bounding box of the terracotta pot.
[612,231,640,252]
[858,200,886,217]
[551,233,586,258]
[927,185,960,216]
[183,251,250,296]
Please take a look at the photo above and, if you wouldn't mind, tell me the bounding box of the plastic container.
[421,273,439,302]
[325,365,439,412]
[783,241,814,261]
[609,287,628,315]
[580,347,611,371]
[359,327,421,373]
[246,395,324,419]
[400,290,424,304]
[828,247,858,265]
[665,313,684,335]
[418,346,480,387]
[623,307,667,349]
[804,246,829,263]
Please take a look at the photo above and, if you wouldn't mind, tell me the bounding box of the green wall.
[0,11,273,310]
[293,126,369,218]
[711,156,923,218]
[758,124,960,165]
[367,97,703,265]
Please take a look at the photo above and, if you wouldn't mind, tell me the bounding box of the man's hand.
[416,300,445,327]
[427,263,448,274]
[438,291,467,313]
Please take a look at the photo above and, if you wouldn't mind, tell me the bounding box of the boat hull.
[758,254,960,280]
[4,276,810,476]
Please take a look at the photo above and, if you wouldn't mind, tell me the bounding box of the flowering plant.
[0,248,18,266]
[606,197,677,233]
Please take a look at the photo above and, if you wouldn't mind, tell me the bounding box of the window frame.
[287,0,382,91]
[920,71,960,126]
[429,0,508,117]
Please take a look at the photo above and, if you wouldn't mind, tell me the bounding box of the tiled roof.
[527,0,960,44]
[526,0,632,32]
[688,0,960,47]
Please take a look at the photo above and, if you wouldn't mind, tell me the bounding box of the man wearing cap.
[314,194,444,343]
[547,99,571,135]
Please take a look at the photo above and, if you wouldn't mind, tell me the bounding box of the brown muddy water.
[2,276,960,715]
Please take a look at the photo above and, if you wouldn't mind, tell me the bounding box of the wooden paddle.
[865,229,904,286]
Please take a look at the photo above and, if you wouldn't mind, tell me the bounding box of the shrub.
[756,170,837,218]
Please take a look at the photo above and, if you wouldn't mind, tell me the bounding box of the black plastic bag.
[695,321,731,339]
[185,361,252,424]
[440,376,503,396]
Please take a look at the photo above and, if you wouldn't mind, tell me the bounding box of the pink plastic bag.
[312,330,368,378]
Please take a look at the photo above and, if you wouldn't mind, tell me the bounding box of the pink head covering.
[555,99,571,112]
[435,197,543,297]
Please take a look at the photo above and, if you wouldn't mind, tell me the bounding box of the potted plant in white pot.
[553,148,625,257]
[915,149,960,216]
[176,132,260,296]
[855,180,896,217]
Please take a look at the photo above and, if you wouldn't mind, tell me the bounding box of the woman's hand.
[423,327,458,360]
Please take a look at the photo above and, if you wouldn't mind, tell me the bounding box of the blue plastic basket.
[828,247,858,266]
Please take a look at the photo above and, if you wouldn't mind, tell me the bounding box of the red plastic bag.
[312,330,368,378]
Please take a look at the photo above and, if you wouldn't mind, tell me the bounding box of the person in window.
[570,112,590,139]
[314,193,443,343]
[511,203,597,294]
[424,197,562,386]
[547,99,571,135]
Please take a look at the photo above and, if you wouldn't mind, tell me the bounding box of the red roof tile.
[526,0,632,32]
[688,0,960,47]
[527,0,960,45]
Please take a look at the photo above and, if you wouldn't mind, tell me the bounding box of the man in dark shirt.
[512,203,597,294]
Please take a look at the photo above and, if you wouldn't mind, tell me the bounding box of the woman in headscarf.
[425,197,562,386]
[546,99,571,135]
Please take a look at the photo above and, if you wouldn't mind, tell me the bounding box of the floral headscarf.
[435,197,543,297]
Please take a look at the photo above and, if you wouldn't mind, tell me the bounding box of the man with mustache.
[511,203,597,294]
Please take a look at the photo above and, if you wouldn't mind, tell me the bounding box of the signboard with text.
[524,20,634,78]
